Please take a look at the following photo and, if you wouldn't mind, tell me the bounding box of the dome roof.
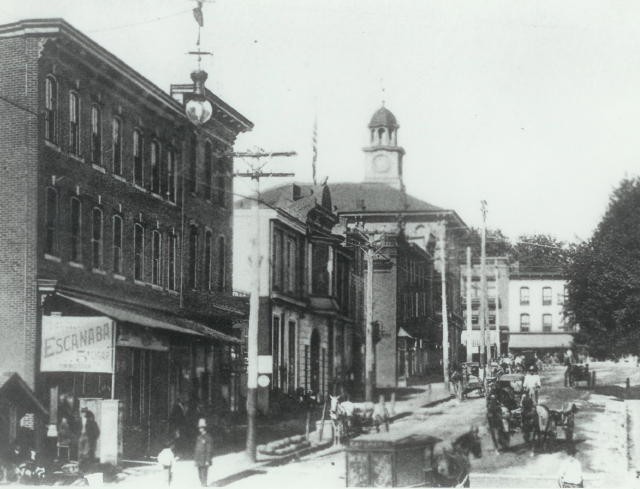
[368,106,398,129]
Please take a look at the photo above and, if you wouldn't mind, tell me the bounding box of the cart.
[460,362,485,399]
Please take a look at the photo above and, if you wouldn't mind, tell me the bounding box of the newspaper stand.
[345,431,441,487]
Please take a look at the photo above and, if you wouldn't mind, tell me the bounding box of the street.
[208,362,640,488]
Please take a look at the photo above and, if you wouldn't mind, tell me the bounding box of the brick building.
[0,18,252,455]
[234,183,364,407]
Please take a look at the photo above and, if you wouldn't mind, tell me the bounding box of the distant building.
[0,19,251,455]
[507,268,575,354]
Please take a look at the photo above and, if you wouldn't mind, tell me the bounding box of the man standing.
[194,418,214,487]
[523,365,541,404]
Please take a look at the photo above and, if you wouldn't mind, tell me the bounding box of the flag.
[193,1,204,27]
[312,116,318,185]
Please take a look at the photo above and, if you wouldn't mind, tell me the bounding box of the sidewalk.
[116,383,453,487]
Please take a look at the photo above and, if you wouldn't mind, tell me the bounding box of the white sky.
[2,0,639,242]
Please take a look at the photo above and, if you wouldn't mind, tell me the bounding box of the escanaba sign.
[41,316,114,373]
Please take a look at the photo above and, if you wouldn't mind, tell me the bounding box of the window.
[90,105,102,165]
[91,207,103,269]
[69,91,80,155]
[134,223,144,281]
[112,215,123,274]
[45,187,58,255]
[205,142,213,200]
[168,233,178,291]
[520,313,530,332]
[70,197,81,262]
[151,229,162,286]
[150,141,160,194]
[272,230,283,290]
[133,130,143,186]
[188,225,198,289]
[189,135,197,193]
[217,236,226,291]
[204,230,213,290]
[543,313,552,332]
[519,286,529,305]
[44,76,57,143]
[112,118,122,175]
[166,149,176,202]
[311,242,330,295]
[542,287,552,306]
[215,173,226,207]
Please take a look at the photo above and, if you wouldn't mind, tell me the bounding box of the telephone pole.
[466,246,472,363]
[234,150,295,462]
[438,223,450,392]
[494,259,500,357]
[365,247,375,402]
[480,200,488,368]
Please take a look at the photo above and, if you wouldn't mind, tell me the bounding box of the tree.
[511,234,571,272]
[462,227,513,259]
[565,178,640,357]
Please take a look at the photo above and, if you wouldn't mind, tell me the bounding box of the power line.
[87,10,192,34]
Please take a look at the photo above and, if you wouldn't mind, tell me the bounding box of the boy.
[157,440,176,485]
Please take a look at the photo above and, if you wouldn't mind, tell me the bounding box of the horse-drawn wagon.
[567,363,591,388]
[460,362,485,399]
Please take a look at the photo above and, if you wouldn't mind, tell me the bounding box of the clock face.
[373,154,391,173]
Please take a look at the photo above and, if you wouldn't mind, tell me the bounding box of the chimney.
[292,184,302,201]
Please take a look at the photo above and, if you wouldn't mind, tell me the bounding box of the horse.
[520,392,553,453]
[329,395,389,442]
[431,427,482,487]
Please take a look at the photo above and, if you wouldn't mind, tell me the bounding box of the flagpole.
[312,116,318,186]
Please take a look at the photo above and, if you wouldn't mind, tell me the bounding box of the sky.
[2,0,640,243]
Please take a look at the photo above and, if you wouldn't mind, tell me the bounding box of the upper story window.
[151,229,162,286]
[150,140,160,194]
[112,118,123,176]
[217,235,226,292]
[188,225,199,289]
[519,286,530,306]
[112,214,123,274]
[215,157,227,207]
[69,91,80,155]
[166,148,176,203]
[204,230,213,290]
[520,313,530,332]
[543,313,552,332]
[44,76,57,143]
[205,142,213,200]
[283,237,297,294]
[134,223,144,281]
[168,232,178,291]
[311,242,330,296]
[91,207,103,270]
[272,229,283,290]
[133,129,143,186]
[70,197,81,263]
[189,134,197,193]
[542,286,552,306]
[45,187,58,255]
[90,105,102,165]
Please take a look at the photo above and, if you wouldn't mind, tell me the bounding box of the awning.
[461,330,499,347]
[58,292,240,344]
[398,327,413,338]
[508,333,574,349]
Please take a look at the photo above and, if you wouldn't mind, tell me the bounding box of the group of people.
[56,394,100,471]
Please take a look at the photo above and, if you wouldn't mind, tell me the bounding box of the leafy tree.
[565,178,640,357]
[511,234,571,272]
[461,227,513,259]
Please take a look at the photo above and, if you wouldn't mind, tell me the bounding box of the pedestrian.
[557,445,583,487]
[523,365,541,404]
[157,439,176,486]
[193,418,214,487]
[169,398,188,456]
[78,408,100,472]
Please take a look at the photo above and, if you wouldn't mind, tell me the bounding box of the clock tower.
[363,105,405,189]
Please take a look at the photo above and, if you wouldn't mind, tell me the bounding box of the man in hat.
[523,365,541,404]
[193,418,214,487]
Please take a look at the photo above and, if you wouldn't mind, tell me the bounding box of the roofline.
[0,18,252,131]
[337,209,469,229]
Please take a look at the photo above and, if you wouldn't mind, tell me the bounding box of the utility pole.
[480,200,488,368]
[494,259,500,357]
[365,247,375,402]
[438,223,450,392]
[466,246,472,363]
[234,150,295,462]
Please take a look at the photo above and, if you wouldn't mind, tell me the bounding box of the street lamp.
[185,69,213,125]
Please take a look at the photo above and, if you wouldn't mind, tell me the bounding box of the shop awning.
[508,333,574,349]
[461,330,499,347]
[398,327,413,338]
[58,292,240,344]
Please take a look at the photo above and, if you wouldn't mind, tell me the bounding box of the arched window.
[133,129,143,186]
[205,142,213,200]
[151,229,162,286]
[134,223,144,281]
[217,236,226,291]
[70,197,81,262]
[91,207,103,269]
[188,225,199,289]
[69,91,80,155]
[520,313,530,332]
[166,148,176,202]
[45,187,58,255]
[112,214,123,274]
[112,118,123,176]
[44,76,57,143]
[91,105,102,165]
[204,230,213,290]
[168,232,178,291]
[150,140,160,194]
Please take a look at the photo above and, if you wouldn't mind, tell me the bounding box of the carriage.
[486,373,577,451]
[459,362,485,399]
[567,363,592,388]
